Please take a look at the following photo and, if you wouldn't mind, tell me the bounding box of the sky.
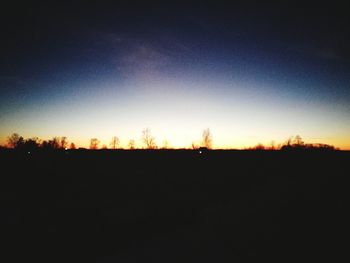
[1,1,350,149]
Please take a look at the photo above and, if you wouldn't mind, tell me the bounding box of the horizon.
[1,2,350,150]
[1,131,344,151]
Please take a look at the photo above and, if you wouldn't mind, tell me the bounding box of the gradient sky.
[1,1,350,149]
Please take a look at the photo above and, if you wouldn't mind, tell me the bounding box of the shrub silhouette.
[69,142,76,149]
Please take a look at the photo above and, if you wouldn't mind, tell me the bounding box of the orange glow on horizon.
[1,133,349,150]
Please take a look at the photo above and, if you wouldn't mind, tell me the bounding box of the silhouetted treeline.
[279,135,338,151]
[245,135,338,151]
[4,133,71,152]
[2,133,339,152]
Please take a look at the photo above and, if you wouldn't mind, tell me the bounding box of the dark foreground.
[1,150,348,262]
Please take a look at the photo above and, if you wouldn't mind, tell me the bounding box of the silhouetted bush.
[280,136,337,151]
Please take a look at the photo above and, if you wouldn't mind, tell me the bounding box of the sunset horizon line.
[2,132,346,151]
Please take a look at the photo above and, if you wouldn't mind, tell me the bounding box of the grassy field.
[1,150,348,262]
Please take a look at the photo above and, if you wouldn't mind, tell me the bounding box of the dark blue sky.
[1,1,350,148]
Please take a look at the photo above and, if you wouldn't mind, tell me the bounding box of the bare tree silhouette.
[294,135,304,146]
[128,139,135,150]
[110,136,120,149]
[60,137,68,149]
[7,133,24,148]
[51,137,61,149]
[142,128,156,149]
[285,136,293,147]
[90,138,100,149]
[202,128,213,149]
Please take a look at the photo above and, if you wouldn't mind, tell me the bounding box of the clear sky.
[1,1,350,149]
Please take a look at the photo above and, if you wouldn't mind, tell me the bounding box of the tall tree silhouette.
[60,137,68,149]
[90,138,100,149]
[51,137,61,149]
[7,133,24,148]
[110,136,120,149]
[41,137,60,150]
[202,128,213,149]
[142,128,156,149]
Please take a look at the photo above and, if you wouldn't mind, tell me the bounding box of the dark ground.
[0,149,348,262]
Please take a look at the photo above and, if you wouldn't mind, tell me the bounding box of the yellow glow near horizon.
[1,75,349,150]
[1,130,349,150]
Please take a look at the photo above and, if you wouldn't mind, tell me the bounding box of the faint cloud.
[120,43,169,72]
[89,30,193,78]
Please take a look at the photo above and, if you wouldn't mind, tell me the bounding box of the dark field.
[1,150,348,262]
